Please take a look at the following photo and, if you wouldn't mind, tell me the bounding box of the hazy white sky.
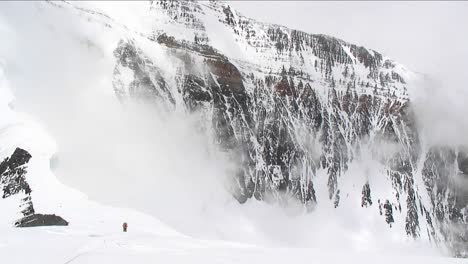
[228,1,468,75]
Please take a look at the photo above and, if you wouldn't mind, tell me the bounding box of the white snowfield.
[0,1,464,263]
[0,227,463,264]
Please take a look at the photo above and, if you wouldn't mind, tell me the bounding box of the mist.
[0,1,459,257]
[0,1,238,238]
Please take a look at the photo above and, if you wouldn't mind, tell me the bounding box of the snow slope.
[2,55,457,263]
[1,226,464,264]
[0,1,466,263]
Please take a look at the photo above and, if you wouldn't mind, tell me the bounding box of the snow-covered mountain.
[111,1,468,256]
[1,0,467,259]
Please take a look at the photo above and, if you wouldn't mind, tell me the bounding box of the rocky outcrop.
[0,148,68,227]
[0,148,34,216]
[361,182,372,207]
[15,214,68,228]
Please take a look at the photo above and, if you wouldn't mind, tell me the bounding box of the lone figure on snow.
[122,222,128,232]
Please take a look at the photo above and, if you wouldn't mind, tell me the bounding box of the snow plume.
[405,5,468,148]
[0,1,445,258]
[408,16,468,208]
[0,0,235,236]
[412,76,468,148]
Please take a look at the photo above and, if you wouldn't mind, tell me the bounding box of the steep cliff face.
[42,0,466,256]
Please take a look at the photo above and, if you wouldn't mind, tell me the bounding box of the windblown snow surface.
[0,1,465,263]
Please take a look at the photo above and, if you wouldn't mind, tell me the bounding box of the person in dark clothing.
[122,222,128,232]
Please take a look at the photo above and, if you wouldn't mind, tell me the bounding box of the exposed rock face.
[0,148,68,227]
[113,34,421,216]
[46,0,467,256]
[0,148,35,216]
[361,182,372,207]
[383,200,395,226]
